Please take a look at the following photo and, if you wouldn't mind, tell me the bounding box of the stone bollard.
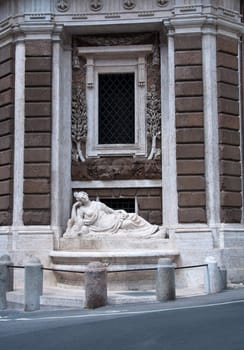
[156,258,176,302]
[0,255,13,292]
[0,256,9,310]
[204,256,224,294]
[24,257,43,312]
[85,261,107,309]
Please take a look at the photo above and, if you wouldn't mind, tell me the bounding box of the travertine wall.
[174,34,206,223]
[23,41,52,225]
[0,44,14,226]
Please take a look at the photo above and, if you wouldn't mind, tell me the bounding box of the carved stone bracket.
[56,0,71,12]
[123,0,136,10]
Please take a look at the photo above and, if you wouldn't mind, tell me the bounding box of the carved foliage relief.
[71,32,161,180]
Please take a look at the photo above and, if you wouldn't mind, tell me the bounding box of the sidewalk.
[6,285,206,309]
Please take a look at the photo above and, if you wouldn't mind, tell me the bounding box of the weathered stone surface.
[220,160,241,176]
[218,82,239,100]
[0,211,12,225]
[0,180,12,195]
[217,35,238,55]
[220,176,241,192]
[175,50,202,66]
[26,40,52,56]
[25,72,51,87]
[0,165,12,180]
[0,135,12,150]
[218,98,239,115]
[178,192,206,207]
[25,117,51,132]
[176,97,203,112]
[0,75,13,92]
[24,164,50,178]
[137,196,161,210]
[0,61,13,78]
[24,148,51,163]
[23,194,50,209]
[24,179,50,194]
[176,113,203,128]
[218,67,238,85]
[0,150,12,165]
[177,160,204,174]
[0,105,14,121]
[25,133,51,148]
[219,145,240,161]
[0,90,13,107]
[176,128,204,143]
[219,114,239,130]
[23,210,50,225]
[217,52,238,69]
[175,34,202,50]
[221,208,242,223]
[221,192,242,207]
[175,81,203,97]
[175,66,202,81]
[177,144,204,159]
[219,130,240,146]
[85,262,107,309]
[178,208,206,223]
[0,196,11,210]
[156,258,175,301]
[26,57,52,72]
[25,102,51,117]
[25,87,51,101]
[177,175,205,191]
[0,44,13,63]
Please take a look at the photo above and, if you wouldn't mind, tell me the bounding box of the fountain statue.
[63,191,162,239]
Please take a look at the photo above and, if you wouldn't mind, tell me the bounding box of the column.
[161,27,178,230]
[202,27,220,226]
[13,37,25,228]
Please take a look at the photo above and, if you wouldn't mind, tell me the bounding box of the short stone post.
[0,255,13,291]
[24,257,43,312]
[85,261,107,309]
[205,256,223,294]
[0,257,9,310]
[156,258,176,302]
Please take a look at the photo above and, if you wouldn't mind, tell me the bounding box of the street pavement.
[0,287,244,350]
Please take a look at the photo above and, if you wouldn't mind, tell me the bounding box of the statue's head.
[74,191,89,202]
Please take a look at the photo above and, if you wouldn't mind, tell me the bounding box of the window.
[78,45,153,157]
[101,198,135,213]
[98,73,135,144]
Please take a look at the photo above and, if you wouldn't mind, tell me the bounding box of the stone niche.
[71,32,162,180]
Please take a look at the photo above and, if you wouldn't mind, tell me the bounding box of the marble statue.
[63,191,161,238]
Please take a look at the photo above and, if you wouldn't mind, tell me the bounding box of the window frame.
[77,45,153,157]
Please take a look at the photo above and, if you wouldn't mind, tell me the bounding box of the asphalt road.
[1,288,244,350]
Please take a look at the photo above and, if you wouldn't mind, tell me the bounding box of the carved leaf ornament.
[56,0,70,12]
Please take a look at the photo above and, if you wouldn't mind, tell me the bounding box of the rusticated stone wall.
[0,44,14,225]
[77,188,162,225]
[217,35,242,223]
[23,41,52,225]
[174,34,206,223]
